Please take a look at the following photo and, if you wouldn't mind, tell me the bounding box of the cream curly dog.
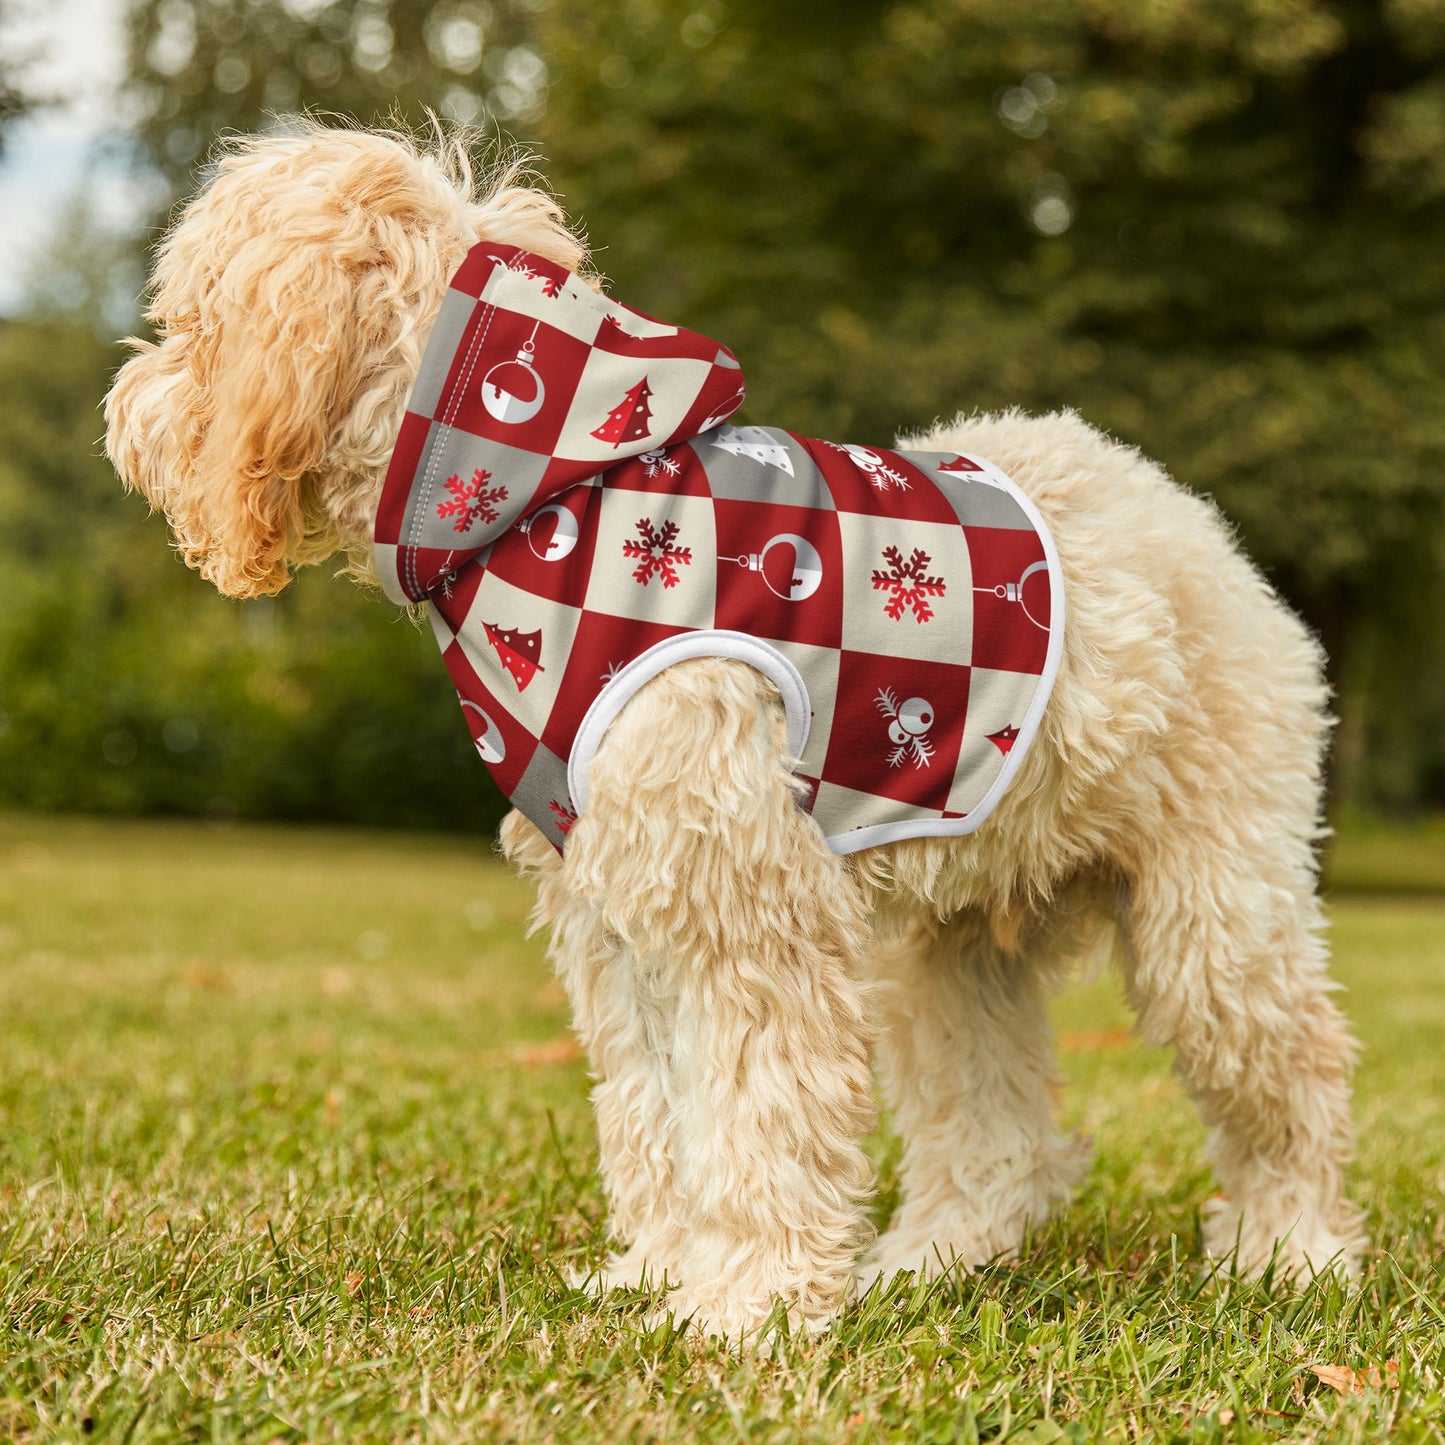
[105,123,1364,1341]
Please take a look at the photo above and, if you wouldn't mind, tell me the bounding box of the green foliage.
[2,814,1444,1439]
[0,317,508,834]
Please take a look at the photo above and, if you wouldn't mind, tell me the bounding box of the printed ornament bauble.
[460,698,507,762]
[974,559,1050,630]
[481,323,546,424]
[483,622,545,690]
[518,503,580,561]
[721,532,824,602]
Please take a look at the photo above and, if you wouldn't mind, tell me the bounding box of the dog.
[105,122,1365,1342]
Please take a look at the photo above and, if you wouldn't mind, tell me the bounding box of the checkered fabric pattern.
[375,242,1064,854]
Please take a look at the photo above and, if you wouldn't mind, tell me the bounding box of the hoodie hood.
[375,242,746,605]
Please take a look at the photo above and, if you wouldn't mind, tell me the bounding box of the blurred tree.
[0,0,39,152]
[534,0,1445,810]
[123,0,545,193]
[7,0,1436,825]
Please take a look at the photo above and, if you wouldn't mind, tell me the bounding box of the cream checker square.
[944,665,1042,817]
[557,351,716,466]
[456,570,584,730]
[477,270,608,346]
[835,512,975,665]
[583,488,718,624]
[811,779,942,843]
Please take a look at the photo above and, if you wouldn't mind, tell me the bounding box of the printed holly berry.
[623,517,691,587]
[592,377,654,447]
[828,442,911,493]
[876,688,937,768]
[639,447,682,479]
[988,724,1020,754]
[872,545,947,622]
[483,621,545,690]
[437,468,508,532]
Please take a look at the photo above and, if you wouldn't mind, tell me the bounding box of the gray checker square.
[908,459,1038,533]
[401,422,551,554]
[508,741,576,848]
[408,289,481,420]
[694,426,835,509]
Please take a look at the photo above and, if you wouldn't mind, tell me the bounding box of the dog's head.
[105,121,586,597]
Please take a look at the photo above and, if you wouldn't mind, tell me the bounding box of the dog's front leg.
[565,659,878,1343]
[501,809,686,1289]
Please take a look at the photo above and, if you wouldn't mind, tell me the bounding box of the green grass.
[2,813,1443,1443]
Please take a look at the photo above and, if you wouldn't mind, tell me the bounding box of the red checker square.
[441,639,539,798]
[602,444,713,498]
[429,558,487,630]
[800,437,959,524]
[377,412,433,543]
[593,312,717,363]
[539,611,690,761]
[450,249,512,299]
[439,312,592,459]
[711,498,844,650]
[821,651,971,810]
[483,482,602,609]
[964,526,1053,675]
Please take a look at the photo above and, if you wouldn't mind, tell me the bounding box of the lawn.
[1,812,1443,1443]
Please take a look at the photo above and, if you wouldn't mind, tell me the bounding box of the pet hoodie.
[375,241,1064,853]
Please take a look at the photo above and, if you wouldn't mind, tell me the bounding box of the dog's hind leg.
[563,658,878,1342]
[859,907,1090,1288]
[1119,831,1365,1280]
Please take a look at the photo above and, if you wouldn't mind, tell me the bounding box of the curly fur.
[105,122,1366,1344]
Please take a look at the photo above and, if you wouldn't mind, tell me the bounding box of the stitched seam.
[404,276,503,598]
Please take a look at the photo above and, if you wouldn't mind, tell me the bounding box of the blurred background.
[1,0,1442,838]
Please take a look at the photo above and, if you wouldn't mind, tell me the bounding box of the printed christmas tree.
[937,454,984,473]
[592,376,654,447]
[484,622,545,691]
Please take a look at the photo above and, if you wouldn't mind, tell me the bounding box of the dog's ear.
[106,222,355,599]
[105,129,485,598]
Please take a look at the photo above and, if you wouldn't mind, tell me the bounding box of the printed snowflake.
[623,517,692,588]
[639,448,683,479]
[437,468,508,533]
[872,545,946,622]
[549,799,579,834]
[505,253,564,297]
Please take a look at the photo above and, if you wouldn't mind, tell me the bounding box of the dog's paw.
[855,1234,991,1296]
[569,1246,674,1296]
[645,1287,836,1351]
[1201,1196,1367,1283]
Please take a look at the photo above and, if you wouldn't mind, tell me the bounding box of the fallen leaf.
[181,962,229,992]
[1057,1027,1133,1052]
[344,1273,364,1296]
[503,1037,584,1067]
[1309,1361,1399,1395]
